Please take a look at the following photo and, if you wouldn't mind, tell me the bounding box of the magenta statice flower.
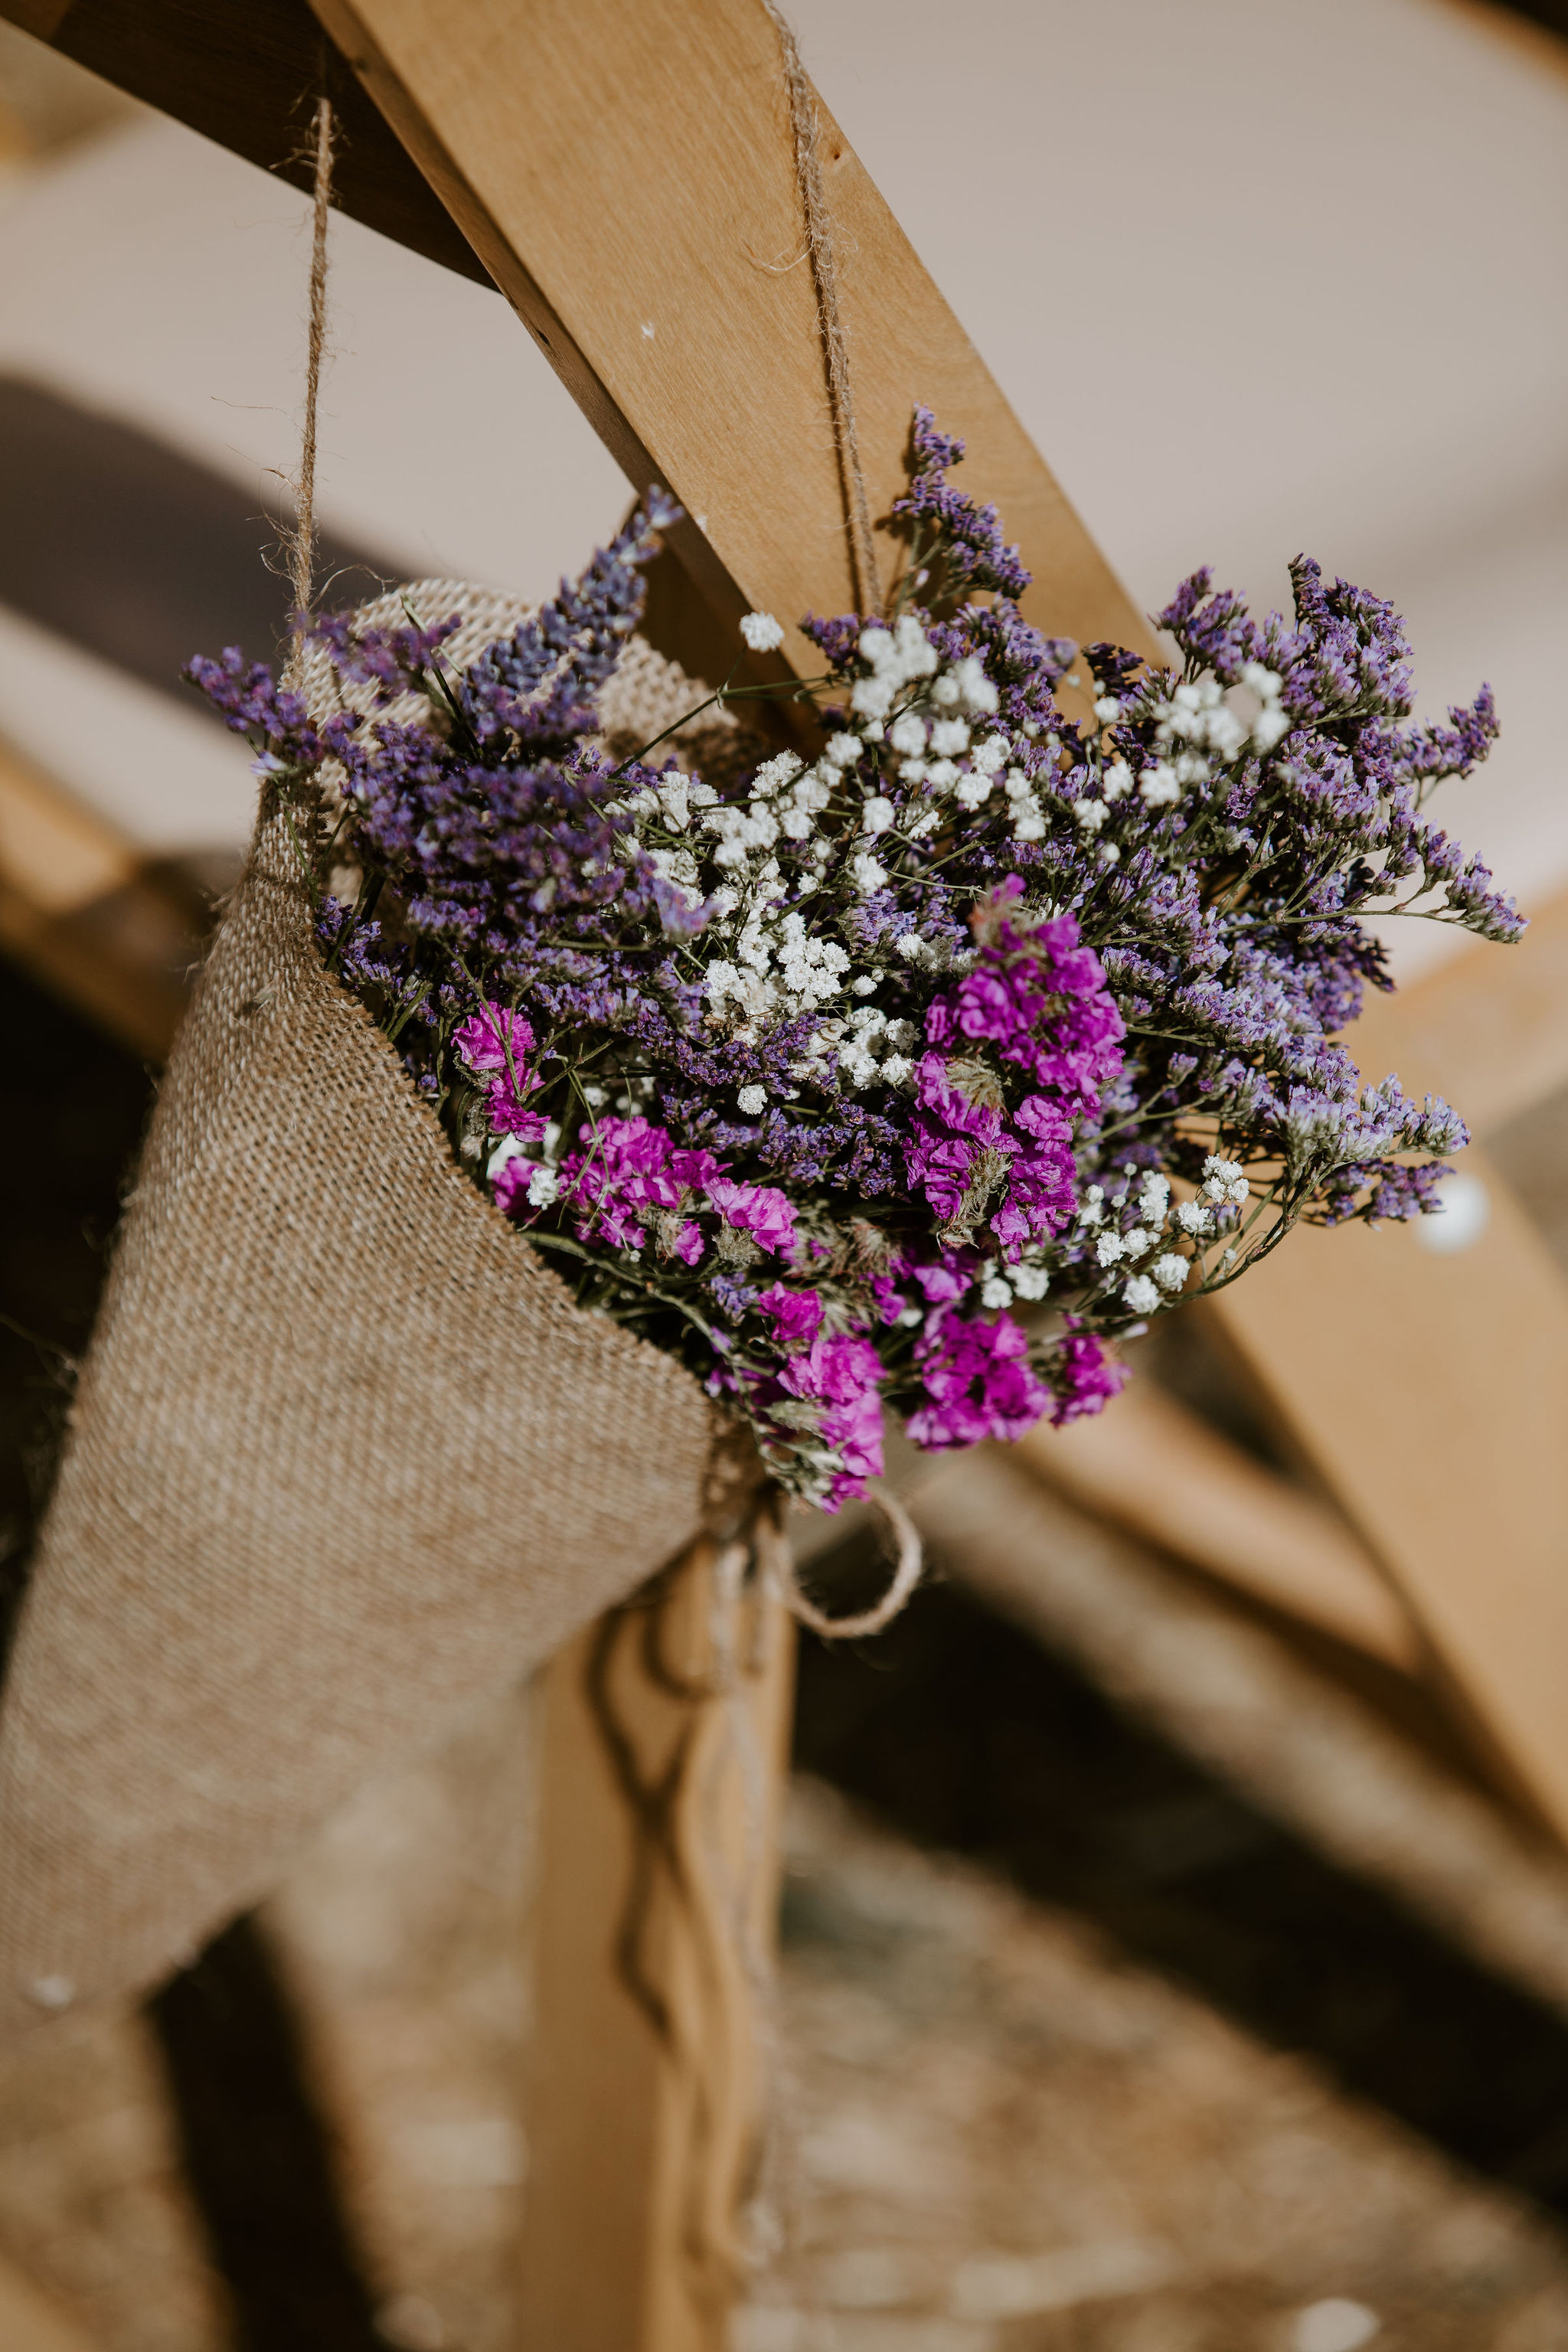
[906,1310,1051,1451]
[193,416,1520,1511]
[453,1004,534,1072]
[757,1282,823,1348]
[1044,1326,1129,1426]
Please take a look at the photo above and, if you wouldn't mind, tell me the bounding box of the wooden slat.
[1012,1383,1422,1673]
[1204,910,1568,1829]
[0,737,208,1059]
[0,2254,99,2352]
[519,1544,795,2352]
[305,0,1152,680]
[1210,1158,1568,1831]
[1374,895,1568,1142]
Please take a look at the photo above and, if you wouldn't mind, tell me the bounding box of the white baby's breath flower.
[981,1274,1014,1308]
[1096,1232,1125,1266]
[1138,1173,1171,1224]
[527,1165,560,1207]
[850,851,889,895]
[896,931,929,961]
[1012,808,1047,842]
[900,757,929,785]
[1139,761,1182,808]
[850,675,894,719]
[861,795,896,835]
[1093,694,1121,724]
[1102,759,1134,802]
[1073,796,1108,834]
[1152,1252,1189,1292]
[929,717,971,756]
[925,758,959,790]
[1011,1262,1050,1302]
[749,750,802,799]
[737,1084,767,1116]
[740,610,785,652]
[1176,1199,1214,1236]
[1252,704,1291,753]
[953,771,993,812]
[953,655,998,714]
[880,1054,913,1088]
[888,712,927,756]
[1240,662,1282,701]
[1123,1274,1161,1315]
[851,974,880,996]
[1097,841,1121,865]
[1201,1154,1250,1206]
[825,730,863,768]
[1204,704,1248,761]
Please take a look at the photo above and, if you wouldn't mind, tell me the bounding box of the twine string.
[760,0,883,618]
[761,1481,925,1642]
[282,96,335,690]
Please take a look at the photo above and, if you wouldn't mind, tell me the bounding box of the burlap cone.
[0,596,742,2040]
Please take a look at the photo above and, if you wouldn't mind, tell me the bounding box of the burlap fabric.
[0,591,745,2042]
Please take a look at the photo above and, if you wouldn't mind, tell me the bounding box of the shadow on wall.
[0,374,400,699]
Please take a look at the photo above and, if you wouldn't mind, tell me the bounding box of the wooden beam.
[0,2255,100,2352]
[0,737,209,1059]
[303,0,1151,683]
[1205,922,1568,1828]
[1373,896,1568,1143]
[519,1543,794,2352]
[1012,1382,1423,1673]
[1209,1034,1568,1835]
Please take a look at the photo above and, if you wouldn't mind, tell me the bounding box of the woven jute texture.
[0,590,742,2041]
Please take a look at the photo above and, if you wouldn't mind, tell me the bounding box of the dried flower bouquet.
[192,410,1521,1512]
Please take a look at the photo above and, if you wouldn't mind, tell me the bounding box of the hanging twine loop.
[760,0,883,619]
[754,1478,923,1641]
[281,96,335,693]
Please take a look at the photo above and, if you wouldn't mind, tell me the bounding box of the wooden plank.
[304,0,1152,680]
[0,737,207,1058]
[1012,1383,1422,1673]
[1204,916,1568,1828]
[1210,1156,1568,1831]
[1377,895,1568,1142]
[0,2254,100,2352]
[518,1541,795,2352]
